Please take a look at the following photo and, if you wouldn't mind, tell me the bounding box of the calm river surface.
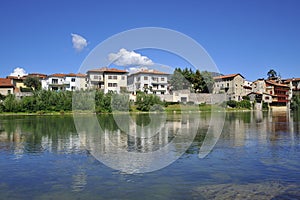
[0,111,300,199]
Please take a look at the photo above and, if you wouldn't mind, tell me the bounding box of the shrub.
[136,92,163,111]
[227,100,237,108]
[237,100,251,109]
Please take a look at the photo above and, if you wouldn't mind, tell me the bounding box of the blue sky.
[0,0,300,81]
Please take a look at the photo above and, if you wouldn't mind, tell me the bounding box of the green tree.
[169,68,185,91]
[267,69,277,79]
[24,76,41,90]
[291,94,300,111]
[111,94,130,111]
[201,71,214,93]
[191,69,204,93]
[3,94,21,112]
[136,92,163,111]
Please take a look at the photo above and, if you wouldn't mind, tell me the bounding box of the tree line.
[0,90,165,113]
[169,68,215,93]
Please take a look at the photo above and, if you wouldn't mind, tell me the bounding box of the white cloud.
[71,33,88,52]
[10,67,28,77]
[108,48,154,67]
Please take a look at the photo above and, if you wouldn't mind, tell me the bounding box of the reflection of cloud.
[71,33,88,52]
[10,67,28,77]
[108,48,154,67]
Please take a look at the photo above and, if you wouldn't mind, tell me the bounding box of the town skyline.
[1,0,300,81]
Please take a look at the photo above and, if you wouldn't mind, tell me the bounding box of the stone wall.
[157,93,226,104]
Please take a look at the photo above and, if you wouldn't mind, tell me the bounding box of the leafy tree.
[191,69,204,92]
[267,69,277,79]
[3,94,21,112]
[136,92,163,111]
[24,76,41,90]
[201,71,214,93]
[291,94,300,111]
[111,94,130,111]
[169,68,185,91]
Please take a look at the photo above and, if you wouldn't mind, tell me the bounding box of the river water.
[0,111,299,199]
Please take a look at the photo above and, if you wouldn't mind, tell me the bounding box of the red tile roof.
[48,73,66,77]
[131,69,169,75]
[283,78,300,82]
[213,73,244,80]
[265,80,290,88]
[0,78,14,87]
[88,67,127,73]
[6,75,25,80]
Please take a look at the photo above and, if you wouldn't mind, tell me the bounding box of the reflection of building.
[127,69,169,95]
[87,67,128,93]
[213,74,245,101]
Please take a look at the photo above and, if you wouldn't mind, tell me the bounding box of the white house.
[86,67,128,93]
[41,73,87,91]
[127,69,170,95]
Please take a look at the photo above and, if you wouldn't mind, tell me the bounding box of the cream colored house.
[213,73,245,101]
[87,67,128,93]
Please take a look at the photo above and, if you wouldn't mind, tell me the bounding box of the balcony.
[49,81,70,86]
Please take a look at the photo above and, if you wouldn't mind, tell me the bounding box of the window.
[71,78,76,82]
[137,77,140,81]
[227,83,229,87]
[144,76,148,80]
[108,83,117,87]
[113,75,117,80]
[161,91,164,95]
[8,90,11,94]
[161,77,165,81]
[52,79,58,84]
[121,76,125,80]
[93,75,98,80]
[71,86,76,90]
[161,85,165,88]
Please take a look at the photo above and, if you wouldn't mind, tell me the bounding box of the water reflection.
[0,112,300,199]
[75,113,201,173]
[0,112,299,157]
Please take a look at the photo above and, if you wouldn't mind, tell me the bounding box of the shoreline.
[0,109,280,117]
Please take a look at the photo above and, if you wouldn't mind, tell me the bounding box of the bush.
[242,96,250,101]
[111,94,130,111]
[186,101,194,105]
[291,94,300,111]
[149,104,164,112]
[227,100,237,108]
[262,102,269,110]
[237,100,251,109]
[136,92,163,111]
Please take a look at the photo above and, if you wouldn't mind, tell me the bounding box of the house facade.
[250,78,292,110]
[283,78,300,95]
[42,73,87,91]
[265,80,291,108]
[0,78,14,95]
[213,73,245,101]
[87,67,128,93]
[127,69,169,95]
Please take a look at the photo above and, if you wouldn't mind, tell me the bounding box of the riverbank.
[0,104,261,116]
